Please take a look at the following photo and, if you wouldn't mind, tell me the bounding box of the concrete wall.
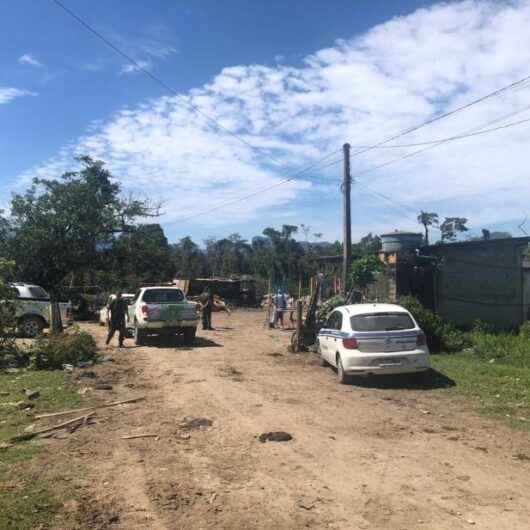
[424,238,529,329]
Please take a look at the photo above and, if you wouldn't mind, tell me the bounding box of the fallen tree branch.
[10,412,96,443]
[121,434,158,440]
[34,396,145,420]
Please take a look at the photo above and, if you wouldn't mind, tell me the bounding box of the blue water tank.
[380,231,423,253]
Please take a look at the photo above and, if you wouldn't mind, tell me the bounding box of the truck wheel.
[20,315,45,338]
[134,328,145,346]
[183,327,196,345]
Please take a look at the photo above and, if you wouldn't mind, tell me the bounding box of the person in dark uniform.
[106,293,128,347]
[200,287,214,330]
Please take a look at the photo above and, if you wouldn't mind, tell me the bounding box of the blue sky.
[2,0,530,244]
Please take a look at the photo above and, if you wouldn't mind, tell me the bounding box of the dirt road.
[51,310,530,529]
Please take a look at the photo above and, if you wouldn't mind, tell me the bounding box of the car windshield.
[351,312,415,332]
[142,289,185,304]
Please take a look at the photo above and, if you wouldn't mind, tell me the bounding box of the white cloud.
[11,0,530,241]
[120,60,151,75]
[0,87,36,104]
[18,54,44,68]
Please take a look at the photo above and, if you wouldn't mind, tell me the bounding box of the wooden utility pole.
[342,143,352,296]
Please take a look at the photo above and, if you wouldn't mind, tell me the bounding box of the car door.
[327,310,343,366]
[318,313,334,359]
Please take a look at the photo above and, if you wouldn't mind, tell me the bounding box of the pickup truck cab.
[127,287,199,345]
[9,283,73,338]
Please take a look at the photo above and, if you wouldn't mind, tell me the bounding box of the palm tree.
[417,211,439,245]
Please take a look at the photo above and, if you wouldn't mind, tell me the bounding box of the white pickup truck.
[9,283,73,337]
[127,286,199,345]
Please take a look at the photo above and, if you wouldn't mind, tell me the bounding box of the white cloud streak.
[0,87,36,104]
[11,0,530,241]
[18,54,44,68]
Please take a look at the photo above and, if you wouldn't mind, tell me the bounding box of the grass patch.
[431,352,530,430]
[0,370,81,529]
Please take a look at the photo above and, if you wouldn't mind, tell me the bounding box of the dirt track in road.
[50,310,530,529]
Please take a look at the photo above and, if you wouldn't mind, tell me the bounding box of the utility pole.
[342,143,352,296]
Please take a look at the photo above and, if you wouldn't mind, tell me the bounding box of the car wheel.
[20,315,44,338]
[336,355,351,384]
[183,327,196,345]
[134,327,145,346]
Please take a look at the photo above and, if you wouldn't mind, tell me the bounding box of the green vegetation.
[29,327,98,370]
[0,370,80,529]
[432,353,530,430]
[399,296,469,352]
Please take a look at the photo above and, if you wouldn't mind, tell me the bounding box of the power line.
[51,0,530,222]
[174,150,342,222]
[344,73,530,161]
[345,115,530,150]
[52,0,339,173]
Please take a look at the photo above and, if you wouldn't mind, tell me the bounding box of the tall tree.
[417,211,439,245]
[440,217,468,242]
[7,156,156,294]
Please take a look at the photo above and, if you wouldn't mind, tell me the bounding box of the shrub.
[519,320,530,340]
[318,295,346,323]
[28,327,98,370]
[399,296,470,352]
[470,330,530,368]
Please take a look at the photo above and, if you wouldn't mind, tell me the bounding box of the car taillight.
[141,304,149,318]
[417,333,426,346]
[342,337,359,349]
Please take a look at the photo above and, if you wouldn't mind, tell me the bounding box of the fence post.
[295,299,303,352]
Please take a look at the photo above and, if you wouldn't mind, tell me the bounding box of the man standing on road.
[106,292,128,347]
[200,287,214,331]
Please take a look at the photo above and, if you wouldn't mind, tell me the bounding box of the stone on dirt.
[258,431,293,443]
[179,417,213,430]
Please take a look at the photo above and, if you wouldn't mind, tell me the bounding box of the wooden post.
[295,299,303,352]
[342,143,352,296]
[298,275,302,299]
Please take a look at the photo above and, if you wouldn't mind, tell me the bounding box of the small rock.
[78,371,97,379]
[513,453,530,461]
[419,409,430,415]
[466,520,476,525]
[62,364,74,372]
[297,496,318,510]
[101,356,116,363]
[94,383,113,391]
[258,431,292,443]
[179,433,191,440]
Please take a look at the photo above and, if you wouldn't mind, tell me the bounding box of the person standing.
[273,289,287,330]
[106,292,128,348]
[201,287,214,330]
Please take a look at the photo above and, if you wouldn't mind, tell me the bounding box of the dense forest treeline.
[0,157,502,297]
[0,157,381,296]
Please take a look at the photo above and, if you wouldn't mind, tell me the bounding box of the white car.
[317,303,430,383]
[6,283,73,338]
[99,293,135,327]
[127,286,199,345]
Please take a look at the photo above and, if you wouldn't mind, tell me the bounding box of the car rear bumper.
[136,319,198,330]
[342,350,430,375]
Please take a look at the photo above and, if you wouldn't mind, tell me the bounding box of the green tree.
[350,255,384,294]
[7,156,156,296]
[440,217,468,242]
[417,211,439,245]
